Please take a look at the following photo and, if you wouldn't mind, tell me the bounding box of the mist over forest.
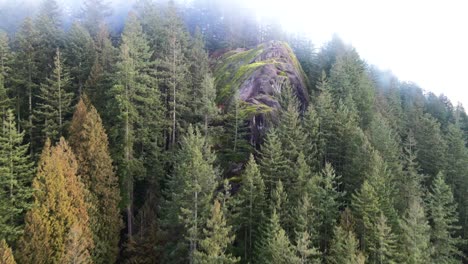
[0,0,467,263]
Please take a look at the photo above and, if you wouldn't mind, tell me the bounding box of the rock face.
[213,41,309,144]
[214,40,309,109]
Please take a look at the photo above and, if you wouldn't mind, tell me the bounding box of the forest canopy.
[0,0,468,263]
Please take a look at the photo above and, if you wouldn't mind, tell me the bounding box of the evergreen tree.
[427,173,463,263]
[0,31,12,122]
[11,18,39,154]
[255,210,301,264]
[34,0,63,81]
[312,163,342,251]
[259,128,288,195]
[327,225,366,264]
[35,48,73,143]
[0,110,34,244]
[159,1,190,146]
[195,200,239,264]
[303,105,321,171]
[162,125,217,264]
[65,23,95,95]
[0,239,16,264]
[295,230,321,264]
[371,214,397,264]
[18,138,93,264]
[81,0,112,39]
[68,98,122,263]
[232,154,266,262]
[398,198,431,264]
[109,12,163,239]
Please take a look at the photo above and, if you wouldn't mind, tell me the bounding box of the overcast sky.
[246,0,468,108]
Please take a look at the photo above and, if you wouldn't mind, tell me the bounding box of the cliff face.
[213,41,309,143]
[213,40,309,109]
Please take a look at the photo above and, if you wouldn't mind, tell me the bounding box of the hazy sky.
[246,0,468,108]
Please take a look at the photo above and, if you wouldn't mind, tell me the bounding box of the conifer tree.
[303,105,321,171]
[371,214,398,264]
[110,12,163,239]
[327,225,366,264]
[295,230,321,264]
[34,0,63,81]
[82,0,112,39]
[195,200,239,264]
[259,128,288,195]
[232,154,266,262]
[0,110,34,243]
[312,163,342,251]
[0,31,12,121]
[398,198,431,263]
[69,98,122,263]
[427,173,463,262]
[159,1,190,146]
[35,48,73,143]
[12,18,39,153]
[65,23,95,95]
[255,210,301,264]
[0,239,16,264]
[17,138,93,264]
[163,125,217,264]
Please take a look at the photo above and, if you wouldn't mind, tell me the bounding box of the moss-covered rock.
[213,40,309,110]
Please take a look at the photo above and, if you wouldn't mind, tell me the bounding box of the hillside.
[0,0,468,264]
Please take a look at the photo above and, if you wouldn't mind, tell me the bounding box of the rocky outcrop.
[213,41,309,110]
[213,41,309,144]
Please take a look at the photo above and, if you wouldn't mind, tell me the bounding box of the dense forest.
[1,0,468,263]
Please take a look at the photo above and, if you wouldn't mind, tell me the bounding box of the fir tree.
[312,163,343,251]
[109,12,163,239]
[65,23,95,95]
[398,198,431,264]
[0,239,16,264]
[195,200,239,264]
[371,214,398,264]
[259,128,288,195]
[0,31,12,122]
[232,154,266,262]
[81,0,112,39]
[327,225,366,264]
[427,173,463,262]
[35,48,73,143]
[11,17,39,154]
[17,138,93,264]
[255,210,301,264]
[0,110,34,244]
[163,125,217,264]
[68,98,122,263]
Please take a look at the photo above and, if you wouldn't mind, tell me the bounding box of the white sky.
[247,0,468,108]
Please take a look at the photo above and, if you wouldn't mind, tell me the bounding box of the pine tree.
[295,230,321,264]
[35,48,73,143]
[0,110,34,243]
[0,239,16,264]
[195,200,239,264]
[232,154,266,262]
[162,125,217,264]
[398,198,431,264]
[255,210,301,264]
[68,98,122,263]
[17,138,93,264]
[427,173,463,262]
